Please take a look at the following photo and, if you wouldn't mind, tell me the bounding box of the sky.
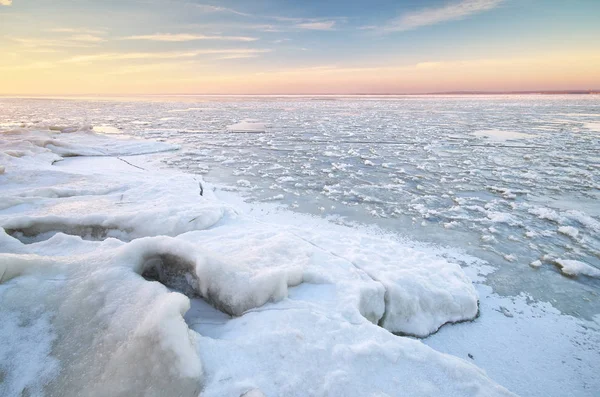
[1,0,599,95]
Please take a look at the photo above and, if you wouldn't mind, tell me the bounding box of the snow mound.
[554,259,600,278]
[558,225,579,239]
[123,236,300,316]
[0,249,203,397]
[297,230,479,337]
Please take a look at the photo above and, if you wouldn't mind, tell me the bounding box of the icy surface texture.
[1,95,597,319]
[0,127,516,396]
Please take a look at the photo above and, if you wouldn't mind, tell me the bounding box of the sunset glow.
[1,0,599,95]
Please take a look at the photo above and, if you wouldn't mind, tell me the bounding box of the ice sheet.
[0,127,515,396]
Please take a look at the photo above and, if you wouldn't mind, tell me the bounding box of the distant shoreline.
[1,90,599,98]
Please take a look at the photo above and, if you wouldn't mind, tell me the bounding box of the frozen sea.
[1,94,600,397]
[1,94,599,321]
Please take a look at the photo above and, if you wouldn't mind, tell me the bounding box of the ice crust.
[226,120,267,133]
[0,127,516,396]
[554,259,600,278]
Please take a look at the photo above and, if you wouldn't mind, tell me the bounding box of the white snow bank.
[0,250,203,397]
[121,236,301,316]
[294,230,479,337]
[178,222,386,326]
[1,126,177,157]
[198,292,513,397]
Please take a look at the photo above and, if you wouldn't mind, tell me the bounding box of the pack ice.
[0,127,514,396]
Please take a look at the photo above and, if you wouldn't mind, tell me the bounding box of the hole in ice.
[141,254,231,335]
[142,254,201,298]
[5,223,131,244]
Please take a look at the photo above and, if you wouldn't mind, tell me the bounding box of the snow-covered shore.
[0,127,598,396]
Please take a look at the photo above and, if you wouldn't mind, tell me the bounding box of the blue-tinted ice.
[1,95,598,318]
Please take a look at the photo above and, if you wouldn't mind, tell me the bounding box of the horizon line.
[2,89,600,98]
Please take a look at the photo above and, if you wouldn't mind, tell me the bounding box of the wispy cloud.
[295,21,336,31]
[62,49,271,63]
[376,0,503,32]
[9,37,100,49]
[69,34,106,43]
[8,28,108,50]
[47,28,107,35]
[0,0,12,6]
[121,33,257,42]
[215,54,259,60]
[196,4,252,17]
[196,3,343,32]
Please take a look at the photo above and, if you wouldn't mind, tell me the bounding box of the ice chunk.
[291,230,479,337]
[122,236,300,316]
[557,226,579,239]
[529,260,542,268]
[554,259,600,278]
[227,120,267,133]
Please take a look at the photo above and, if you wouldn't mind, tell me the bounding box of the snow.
[583,122,600,132]
[0,127,515,396]
[0,288,60,397]
[473,129,538,141]
[425,284,600,397]
[227,120,267,133]
[554,259,600,278]
[93,125,121,134]
[558,225,579,239]
[1,94,599,397]
[529,260,542,268]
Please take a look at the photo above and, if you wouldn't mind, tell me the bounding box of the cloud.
[196,4,252,17]
[47,28,107,35]
[8,29,108,50]
[195,3,342,32]
[0,0,12,6]
[69,34,106,43]
[122,33,257,42]
[378,0,503,32]
[9,37,99,49]
[295,21,336,31]
[215,54,259,60]
[62,49,271,63]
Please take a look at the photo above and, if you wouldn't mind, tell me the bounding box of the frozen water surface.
[1,95,599,320]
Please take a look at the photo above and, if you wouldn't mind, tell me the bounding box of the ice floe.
[473,130,538,141]
[226,120,267,133]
